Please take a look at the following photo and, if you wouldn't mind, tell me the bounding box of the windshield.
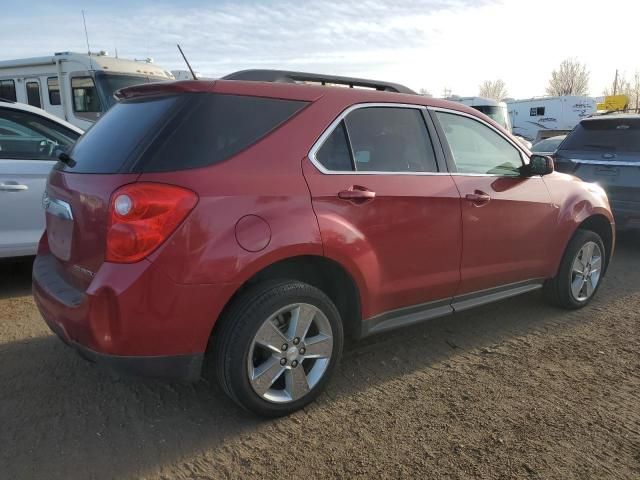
[95,72,169,109]
[532,136,565,153]
[561,118,640,154]
[473,105,511,132]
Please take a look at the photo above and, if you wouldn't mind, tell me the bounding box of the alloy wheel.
[247,303,333,403]
[570,241,602,302]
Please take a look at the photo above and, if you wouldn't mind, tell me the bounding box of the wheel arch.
[209,255,363,344]
[576,214,614,274]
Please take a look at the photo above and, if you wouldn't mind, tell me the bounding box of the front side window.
[0,107,79,160]
[26,81,42,108]
[436,111,523,176]
[47,77,61,105]
[0,80,17,102]
[71,76,101,113]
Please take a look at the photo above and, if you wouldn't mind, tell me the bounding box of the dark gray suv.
[555,114,640,230]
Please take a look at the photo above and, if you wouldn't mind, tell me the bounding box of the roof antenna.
[177,44,197,80]
[81,10,95,70]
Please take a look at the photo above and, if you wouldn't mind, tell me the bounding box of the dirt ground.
[1,235,639,480]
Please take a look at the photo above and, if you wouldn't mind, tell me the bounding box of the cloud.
[2,0,640,97]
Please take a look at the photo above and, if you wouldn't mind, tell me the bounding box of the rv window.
[530,107,545,116]
[47,77,61,106]
[0,80,17,102]
[71,77,101,113]
[26,82,42,108]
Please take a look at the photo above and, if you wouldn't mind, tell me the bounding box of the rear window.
[61,93,307,173]
[141,94,308,172]
[561,118,640,153]
[61,96,179,173]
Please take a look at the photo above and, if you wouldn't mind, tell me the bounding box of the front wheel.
[211,280,344,417]
[544,229,606,309]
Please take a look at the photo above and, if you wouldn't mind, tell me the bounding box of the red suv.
[33,70,615,416]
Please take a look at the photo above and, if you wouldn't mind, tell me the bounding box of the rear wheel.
[544,229,605,309]
[211,280,343,417]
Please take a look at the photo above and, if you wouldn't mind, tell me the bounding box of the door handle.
[465,191,491,206]
[0,183,28,192]
[338,186,376,202]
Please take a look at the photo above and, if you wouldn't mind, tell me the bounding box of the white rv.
[0,52,174,129]
[446,96,533,148]
[506,96,596,143]
[446,96,512,132]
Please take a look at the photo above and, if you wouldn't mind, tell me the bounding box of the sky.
[2,0,639,99]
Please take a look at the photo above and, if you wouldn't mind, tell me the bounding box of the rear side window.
[63,96,179,173]
[316,121,353,171]
[0,80,17,102]
[142,94,307,172]
[561,118,640,153]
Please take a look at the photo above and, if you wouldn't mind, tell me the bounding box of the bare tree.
[478,79,508,101]
[546,58,590,96]
[419,88,433,97]
[604,71,640,110]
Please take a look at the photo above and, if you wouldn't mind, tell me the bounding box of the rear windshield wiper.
[58,152,76,168]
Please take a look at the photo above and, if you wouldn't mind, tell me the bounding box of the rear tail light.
[106,183,198,263]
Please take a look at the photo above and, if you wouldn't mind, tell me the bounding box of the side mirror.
[525,155,554,176]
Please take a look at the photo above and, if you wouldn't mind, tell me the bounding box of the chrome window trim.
[42,192,73,220]
[307,102,450,176]
[567,159,640,167]
[428,106,530,167]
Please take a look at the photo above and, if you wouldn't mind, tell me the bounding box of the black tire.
[210,280,343,417]
[544,229,606,309]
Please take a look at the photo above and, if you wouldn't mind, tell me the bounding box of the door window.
[0,107,79,160]
[0,80,17,102]
[346,107,438,172]
[26,81,42,108]
[315,107,438,173]
[71,76,101,113]
[436,111,523,176]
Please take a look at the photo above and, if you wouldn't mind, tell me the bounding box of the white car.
[0,100,82,257]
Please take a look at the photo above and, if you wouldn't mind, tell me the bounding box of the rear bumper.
[45,315,203,382]
[32,253,240,382]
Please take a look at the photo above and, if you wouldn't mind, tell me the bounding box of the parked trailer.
[446,96,532,148]
[0,52,173,129]
[446,96,512,131]
[506,96,596,143]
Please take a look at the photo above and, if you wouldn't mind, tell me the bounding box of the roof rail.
[222,69,417,95]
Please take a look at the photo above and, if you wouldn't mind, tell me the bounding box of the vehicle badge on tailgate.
[71,265,95,278]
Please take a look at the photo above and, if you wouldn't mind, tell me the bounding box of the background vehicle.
[33,71,614,416]
[447,96,532,149]
[554,114,640,230]
[532,135,566,156]
[507,95,596,142]
[0,100,82,257]
[0,51,173,129]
